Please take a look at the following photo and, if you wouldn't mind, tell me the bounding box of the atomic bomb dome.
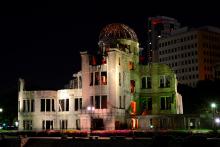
[18,22,183,132]
[99,23,138,43]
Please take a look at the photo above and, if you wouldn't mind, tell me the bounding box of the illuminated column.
[87,106,95,136]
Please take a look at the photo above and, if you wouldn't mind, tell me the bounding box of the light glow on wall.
[130,101,136,114]
[58,90,70,99]
[131,118,135,129]
[87,106,95,111]
[131,118,138,129]
[15,121,19,127]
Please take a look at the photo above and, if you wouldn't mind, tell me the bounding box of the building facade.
[18,23,183,131]
[158,26,220,87]
[146,16,180,63]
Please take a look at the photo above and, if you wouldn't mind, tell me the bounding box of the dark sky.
[0,1,220,102]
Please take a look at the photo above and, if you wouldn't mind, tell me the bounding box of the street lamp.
[15,121,19,128]
[211,103,216,109]
[215,118,220,130]
[211,103,217,130]
[0,108,3,128]
[215,118,220,124]
[87,106,95,137]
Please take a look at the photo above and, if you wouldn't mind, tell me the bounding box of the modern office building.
[146,16,180,63]
[18,23,183,131]
[214,63,220,80]
[158,26,220,87]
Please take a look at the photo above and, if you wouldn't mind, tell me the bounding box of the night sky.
[0,1,220,118]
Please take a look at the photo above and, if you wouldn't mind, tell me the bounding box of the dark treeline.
[178,80,220,114]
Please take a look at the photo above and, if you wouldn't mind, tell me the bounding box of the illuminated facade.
[18,23,183,131]
[158,26,220,87]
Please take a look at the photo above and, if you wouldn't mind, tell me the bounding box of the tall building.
[18,23,183,131]
[158,26,220,87]
[146,16,180,63]
[214,63,220,80]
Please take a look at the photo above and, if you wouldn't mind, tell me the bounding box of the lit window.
[128,61,134,70]
[95,72,100,85]
[130,101,136,114]
[101,72,107,85]
[131,118,138,129]
[102,56,107,64]
[89,55,97,65]
[130,80,135,93]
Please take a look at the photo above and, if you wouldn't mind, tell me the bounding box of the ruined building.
[18,23,183,131]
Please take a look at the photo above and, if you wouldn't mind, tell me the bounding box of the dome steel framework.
[99,23,138,43]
